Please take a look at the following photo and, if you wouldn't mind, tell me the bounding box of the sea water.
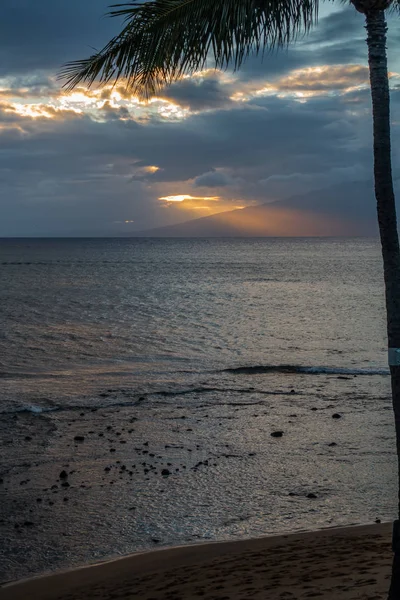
[0,237,396,581]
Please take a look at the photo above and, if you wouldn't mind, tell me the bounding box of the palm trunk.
[365,9,400,599]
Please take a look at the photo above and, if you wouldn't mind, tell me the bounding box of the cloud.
[160,72,234,111]
[1,2,400,235]
[194,170,236,187]
[272,64,370,92]
[159,195,220,202]
[0,83,383,235]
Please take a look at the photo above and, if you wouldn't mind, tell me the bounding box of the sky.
[1,1,400,236]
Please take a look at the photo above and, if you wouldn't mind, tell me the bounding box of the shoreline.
[1,522,393,600]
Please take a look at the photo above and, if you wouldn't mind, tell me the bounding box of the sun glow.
[143,165,159,173]
[158,195,220,202]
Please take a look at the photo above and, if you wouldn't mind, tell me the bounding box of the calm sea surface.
[0,237,397,581]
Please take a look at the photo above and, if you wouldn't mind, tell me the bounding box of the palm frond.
[60,0,318,99]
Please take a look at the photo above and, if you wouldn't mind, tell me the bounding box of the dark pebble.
[271,431,284,438]
[25,436,32,441]
[74,435,85,441]
[61,481,70,488]
[161,469,170,476]
[307,493,317,499]
[59,470,68,480]
[332,413,342,419]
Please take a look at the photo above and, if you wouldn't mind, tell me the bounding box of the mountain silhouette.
[136,180,380,237]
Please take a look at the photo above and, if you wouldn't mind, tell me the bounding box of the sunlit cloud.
[7,102,81,120]
[159,195,220,202]
[131,164,161,180]
[274,65,370,92]
[1,62,386,126]
[13,104,57,118]
[153,99,189,119]
[143,165,159,173]
[229,64,399,102]
[1,80,192,123]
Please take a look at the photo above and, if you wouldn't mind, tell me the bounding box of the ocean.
[0,237,397,582]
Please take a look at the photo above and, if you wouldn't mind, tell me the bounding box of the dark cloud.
[305,7,363,45]
[160,73,233,111]
[194,170,235,187]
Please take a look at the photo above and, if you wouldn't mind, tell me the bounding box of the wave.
[1,385,300,416]
[223,364,389,376]
[1,365,388,416]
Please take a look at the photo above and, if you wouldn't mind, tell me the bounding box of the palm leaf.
[60,0,318,99]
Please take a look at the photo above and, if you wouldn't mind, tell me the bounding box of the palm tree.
[61,1,400,596]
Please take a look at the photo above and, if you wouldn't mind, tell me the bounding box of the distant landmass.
[135,180,382,237]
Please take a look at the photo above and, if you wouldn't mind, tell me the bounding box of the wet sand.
[0,522,393,600]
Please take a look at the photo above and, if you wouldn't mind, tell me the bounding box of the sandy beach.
[0,522,393,600]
